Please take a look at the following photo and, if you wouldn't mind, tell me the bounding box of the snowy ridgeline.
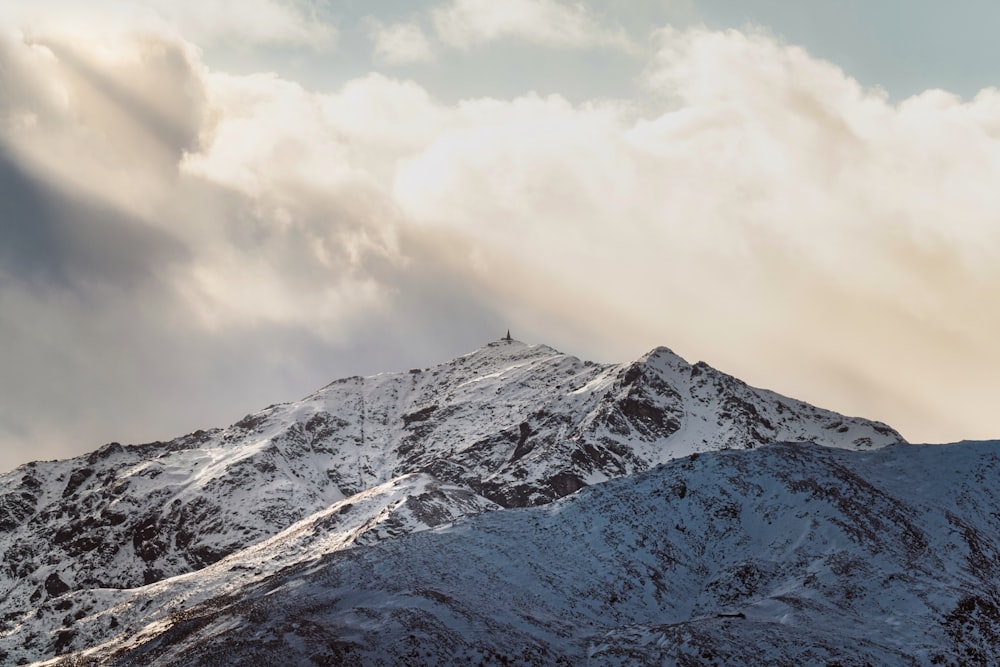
[3,338,968,665]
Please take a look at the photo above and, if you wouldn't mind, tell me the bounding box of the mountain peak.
[455,338,565,367]
[636,345,691,373]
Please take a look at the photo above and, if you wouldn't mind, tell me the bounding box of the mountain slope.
[46,440,1000,666]
[0,339,902,663]
[9,474,496,666]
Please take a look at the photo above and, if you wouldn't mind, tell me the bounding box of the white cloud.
[393,27,1000,443]
[367,19,434,65]
[431,0,632,51]
[147,0,337,48]
[0,0,336,49]
[0,25,209,219]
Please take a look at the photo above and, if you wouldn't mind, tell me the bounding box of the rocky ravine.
[0,339,902,663]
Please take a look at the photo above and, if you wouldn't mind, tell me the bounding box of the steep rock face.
[54,441,1000,667]
[0,340,902,662]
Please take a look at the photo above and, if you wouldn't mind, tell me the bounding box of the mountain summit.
[0,340,916,663]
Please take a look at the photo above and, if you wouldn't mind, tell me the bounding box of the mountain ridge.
[0,339,906,663]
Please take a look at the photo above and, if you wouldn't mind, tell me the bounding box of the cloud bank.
[1,12,998,472]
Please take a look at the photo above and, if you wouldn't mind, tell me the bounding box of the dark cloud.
[0,164,511,474]
[0,148,188,290]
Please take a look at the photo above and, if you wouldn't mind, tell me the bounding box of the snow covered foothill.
[42,440,1000,666]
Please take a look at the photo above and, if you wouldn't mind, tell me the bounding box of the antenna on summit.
[504,329,512,342]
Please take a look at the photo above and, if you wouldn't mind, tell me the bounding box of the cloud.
[367,19,434,65]
[0,25,210,222]
[0,149,187,290]
[1,0,336,49]
[143,0,337,48]
[0,25,500,473]
[431,0,632,51]
[393,26,1000,443]
[2,16,1000,473]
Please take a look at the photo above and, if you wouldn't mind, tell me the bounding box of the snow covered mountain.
[43,440,1000,666]
[0,339,909,663]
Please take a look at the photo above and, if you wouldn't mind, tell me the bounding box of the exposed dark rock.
[402,406,438,426]
[620,395,680,437]
[86,443,124,465]
[945,595,1000,663]
[510,421,534,462]
[0,492,37,531]
[142,569,165,586]
[53,629,75,655]
[132,516,166,563]
[622,363,643,387]
[61,468,94,499]
[548,472,586,498]
[44,574,69,599]
[233,412,270,432]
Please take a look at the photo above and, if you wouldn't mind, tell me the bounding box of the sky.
[1,0,999,473]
